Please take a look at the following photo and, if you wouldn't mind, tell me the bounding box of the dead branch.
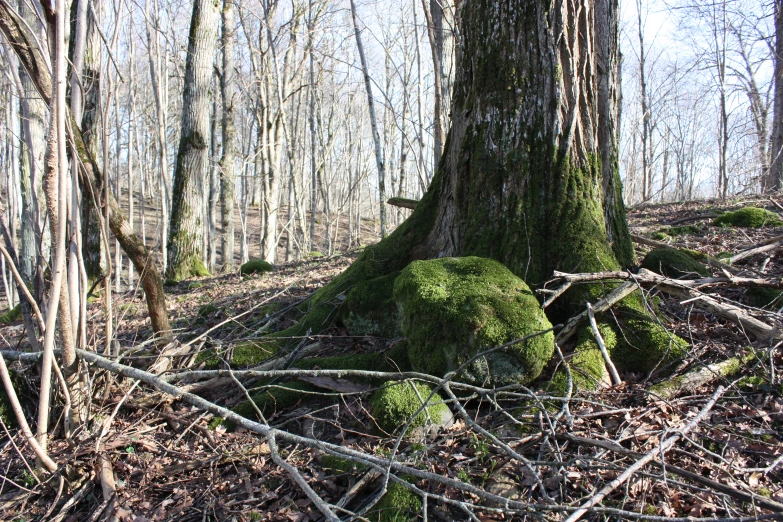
[554,269,783,341]
[557,433,783,513]
[648,351,755,400]
[564,386,726,522]
[386,197,419,210]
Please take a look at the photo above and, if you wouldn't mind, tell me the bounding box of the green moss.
[197,339,280,369]
[0,369,25,428]
[240,259,274,275]
[651,231,671,241]
[321,454,366,475]
[667,225,702,236]
[550,296,688,394]
[275,168,445,341]
[308,251,324,258]
[188,281,205,290]
[233,381,318,420]
[713,207,783,228]
[370,481,422,522]
[641,248,710,278]
[198,303,219,317]
[371,380,450,436]
[395,257,554,386]
[0,304,22,324]
[746,287,783,309]
[339,272,401,337]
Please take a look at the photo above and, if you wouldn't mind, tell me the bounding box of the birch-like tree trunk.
[350,0,386,238]
[167,0,220,280]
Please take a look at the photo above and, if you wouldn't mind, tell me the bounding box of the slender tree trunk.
[350,0,387,238]
[167,0,220,280]
[421,0,445,168]
[220,0,236,271]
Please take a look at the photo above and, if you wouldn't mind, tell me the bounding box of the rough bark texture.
[220,0,236,272]
[769,0,783,191]
[294,0,633,337]
[424,0,632,292]
[167,0,220,280]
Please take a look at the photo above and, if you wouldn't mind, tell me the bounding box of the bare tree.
[167,0,220,281]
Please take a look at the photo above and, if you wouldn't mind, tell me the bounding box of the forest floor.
[1,197,782,521]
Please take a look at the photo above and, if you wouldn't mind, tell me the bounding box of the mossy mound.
[320,454,366,476]
[308,251,324,258]
[651,231,671,241]
[369,481,422,522]
[550,299,688,394]
[641,248,710,278]
[394,257,554,386]
[667,225,702,236]
[0,304,21,324]
[339,272,401,337]
[371,380,450,436]
[746,287,783,309]
[240,259,274,275]
[198,303,219,317]
[713,207,783,228]
[198,339,280,369]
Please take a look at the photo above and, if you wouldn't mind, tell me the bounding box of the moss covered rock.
[0,369,25,428]
[713,207,783,228]
[651,231,671,241]
[371,380,451,436]
[394,257,554,385]
[641,248,710,278]
[240,259,274,275]
[0,304,21,324]
[746,287,783,309]
[370,481,422,522]
[550,299,688,394]
[339,272,401,337]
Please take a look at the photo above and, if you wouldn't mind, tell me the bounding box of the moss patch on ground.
[371,380,450,436]
[369,481,422,522]
[713,207,783,228]
[0,369,25,428]
[338,272,401,337]
[240,259,274,275]
[0,304,21,324]
[550,294,688,394]
[746,287,783,309]
[232,381,318,420]
[641,247,710,278]
[394,257,554,386]
[197,339,281,369]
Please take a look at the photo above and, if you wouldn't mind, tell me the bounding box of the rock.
[394,257,554,386]
[371,380,453,438]
[338,272,401,337]
[239,259,274,275]
[713,207,783,228]
[641,247,710,278]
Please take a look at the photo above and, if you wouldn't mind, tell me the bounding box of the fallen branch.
[557,433,783,513]
[586,303,621,386]
[386,197,419,210]
[554,269,783,341]
[648,351,755,401]
[564,386,726,522]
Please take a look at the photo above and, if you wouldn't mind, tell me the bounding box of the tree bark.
[220,0,236,272]
[167,0,220,280]
[350,0,387,239]
[769,0,783,191]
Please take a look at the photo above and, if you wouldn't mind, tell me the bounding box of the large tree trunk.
[769,0,783,191]
[424,0,632,288]
[295,0,633,337]
[166,0,219,280]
